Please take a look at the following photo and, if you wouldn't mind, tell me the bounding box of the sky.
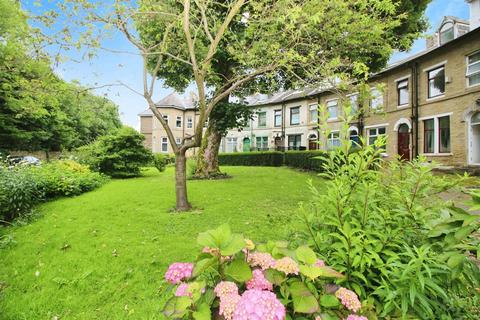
[21,0,471,129]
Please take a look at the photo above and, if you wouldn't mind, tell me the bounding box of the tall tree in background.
[0,0,121,153]
[37,0,429,211]
[139,0,431,179]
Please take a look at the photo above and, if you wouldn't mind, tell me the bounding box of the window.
[162,115,169,124]
[423,115,451,154]
[274,110,282,127]
[226,138,237,153]
[439,22,454,45]
[176,116,182,128]
[187,117,193,129]
[349,94,359,115]
[370,88,383,111]
[288,135,302,150]
[258,112,267,127]
[349,128,360,145]
[175,137,182,146]
[439,116,451,153]
[256,136,268,151]
[161,137,168,152]
[397,79,409,106]
[428,66,445,98]
[326,100,338,119]
[309,104,318,123]
[467,51,480,87]
[368,127,386,146]
[290,107,300,125]
[424,119,435,153]
[327,132,341,150]
[203,119,209,128]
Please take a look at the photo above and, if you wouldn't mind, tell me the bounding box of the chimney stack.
[467,0,480,29]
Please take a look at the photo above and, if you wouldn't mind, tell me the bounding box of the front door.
[242,138,251,152]
[397,124,410,161]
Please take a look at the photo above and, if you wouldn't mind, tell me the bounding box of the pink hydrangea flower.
[346,315,368,320]
[214,281,239,298]
[335,287,362,313]
[274,257,299,275]
[233,289,285,320]
[202,246,220,255]
[175,283,191,297]
[314,259,325,267]
[247,252,276,270]
[246,269,273,291]
[219,293,241,320]
[164,262,194,284]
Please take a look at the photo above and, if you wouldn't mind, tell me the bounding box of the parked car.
[8,156,41,166]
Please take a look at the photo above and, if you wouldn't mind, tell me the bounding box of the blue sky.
[22,0,470,129]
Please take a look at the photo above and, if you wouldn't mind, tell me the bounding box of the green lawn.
[0,166,323,319]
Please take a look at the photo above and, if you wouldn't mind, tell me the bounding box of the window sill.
[397,104,409,109]
[327,118,339,122]
[422,153,453,157]
[426,95,445,102]
[466,82,480,89]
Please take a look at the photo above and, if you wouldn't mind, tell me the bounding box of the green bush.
[296,137,480,318]
[218,150,327,171]
[219,151,283,167]
[284,151,326,171]
[152,153,174,173]
[0,160,107,222]
[78,126,153,178]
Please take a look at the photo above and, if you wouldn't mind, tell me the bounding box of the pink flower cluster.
[164,262,194,284]
[246,269,273,291]
[335,287,362,313]
[233,289,285,320]
[247,252,276,270]
[202,246,220,255]
[314,259,325,267]
[175,283,191,297]
[215,281,239,297]
[274,257,299,275]
[346,315,368,320]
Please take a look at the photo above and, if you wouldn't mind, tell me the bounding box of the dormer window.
[439,22,454,44]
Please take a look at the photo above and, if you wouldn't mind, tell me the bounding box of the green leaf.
[454,225,475,241]
[264,269,286,285]
[221,233,245,256]
[447,253,465,269]
[192,303,211,320]
[289,281,319,314]
[299,265,344,280]
[224,259,252,282]
[162,296,192,318]
[197,224,231,249]
[192,257,217,277]
[320,294,340,307]
[296,246,317,264]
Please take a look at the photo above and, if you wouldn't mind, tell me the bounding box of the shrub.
[152,153,170,172]
[78,126,153,178]
[218,150,328,171]
[160,224,373,320]
[284,150,326,171]
[0,160,107,222]
[218,151,283,167]
[296,137,480,318]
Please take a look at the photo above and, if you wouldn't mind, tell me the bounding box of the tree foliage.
[0,0,121,152]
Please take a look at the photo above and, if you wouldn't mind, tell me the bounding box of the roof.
[138,92,198,116]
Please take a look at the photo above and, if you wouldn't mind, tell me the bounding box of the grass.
[0,166,324,319]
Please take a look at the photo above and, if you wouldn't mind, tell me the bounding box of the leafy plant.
[160,224,371,320]
[152,153,174,173]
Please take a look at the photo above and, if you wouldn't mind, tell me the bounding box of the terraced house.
[140,0,480,167]
[222,1,480,167]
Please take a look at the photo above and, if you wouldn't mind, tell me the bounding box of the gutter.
[411,62,420,159]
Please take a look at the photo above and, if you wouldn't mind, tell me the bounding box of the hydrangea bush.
[160,224,371,320]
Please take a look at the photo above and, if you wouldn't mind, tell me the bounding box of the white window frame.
[326,99,339,120]
[226,137,238,153]
[466,50,480,88]
[256,136,269,150]
[366,125,387,146]
[396,78,409,108]
[419,112,453,155]
[274,109,282,127]
[327,131,341,150]
[176,116,182,128]
[370,87,384,112]
[257,111,267,128]
[162,115,169,125]
[309,104,318,124]
[161,137,168,153]
[347,93,359,116]
[175,137,182,146]
[187,117,193,129]
[290,106,300,125]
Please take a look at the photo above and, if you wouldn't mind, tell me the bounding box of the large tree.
[37,0,428,211]
[138,0,431,179]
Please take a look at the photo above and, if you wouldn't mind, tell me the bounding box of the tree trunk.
[174,150,192,211]
[194,125,223,178]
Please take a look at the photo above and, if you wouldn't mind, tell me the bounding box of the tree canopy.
[0,0,121,152]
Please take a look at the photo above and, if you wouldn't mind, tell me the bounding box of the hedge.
[218,150,327,171]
